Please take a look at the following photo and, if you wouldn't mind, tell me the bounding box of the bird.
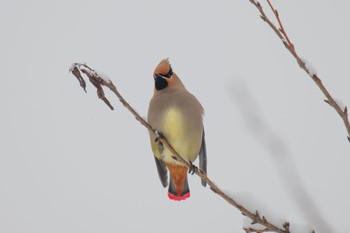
[147,58,207,201]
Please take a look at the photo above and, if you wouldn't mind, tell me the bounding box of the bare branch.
[282,222,290,232]
[69,63,86,92]
[249,0,350,142]
[266,0,294,52]
[244,227,271,233]
[69,63,291,233]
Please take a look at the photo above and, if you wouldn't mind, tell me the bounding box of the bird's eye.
[162,66,173,78]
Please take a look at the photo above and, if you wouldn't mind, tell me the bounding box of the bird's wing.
[199,130,207,187]
[154,156,168,187]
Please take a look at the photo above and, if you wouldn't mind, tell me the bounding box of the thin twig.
[266,0,294,52]
[69,63,290,233]
[244,227,272,233]
[249,0,350,142]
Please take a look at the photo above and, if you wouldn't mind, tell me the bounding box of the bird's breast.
[158,106,202,164]
[162,107,185,140]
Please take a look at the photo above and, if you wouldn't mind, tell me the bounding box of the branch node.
[283,222,290,232]
[209,186,216,193]
[250,210,260,224]
[274,9,279,17]
[255,210,260,218]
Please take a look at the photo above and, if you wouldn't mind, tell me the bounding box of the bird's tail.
[168,174,190,201]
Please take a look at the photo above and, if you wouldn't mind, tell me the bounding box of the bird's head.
[153,58,183,91]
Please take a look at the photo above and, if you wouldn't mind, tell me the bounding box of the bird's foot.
[154,130,164,142]
[154,130,164,152]
[188,162,198,175]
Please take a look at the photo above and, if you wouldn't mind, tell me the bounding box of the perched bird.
[147,58,207,201]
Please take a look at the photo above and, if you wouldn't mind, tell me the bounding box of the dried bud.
[70,64,87,93]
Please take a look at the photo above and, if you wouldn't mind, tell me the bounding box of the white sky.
[1,1,350,233]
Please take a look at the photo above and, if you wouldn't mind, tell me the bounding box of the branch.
[249,0,350,142]
[266,0,294,52]
[244,227,272,233]
[69,63,291,233]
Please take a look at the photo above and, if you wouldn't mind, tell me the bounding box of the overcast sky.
[1,1,350,233]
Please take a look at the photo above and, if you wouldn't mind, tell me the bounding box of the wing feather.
[199,130,207,187]
[154,157,168,187]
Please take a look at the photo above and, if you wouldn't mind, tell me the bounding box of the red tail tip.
[168,192,190,201]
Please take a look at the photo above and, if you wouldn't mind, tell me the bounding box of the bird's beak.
[154,73,164,81]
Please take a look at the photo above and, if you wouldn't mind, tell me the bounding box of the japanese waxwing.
[147,58,207,201]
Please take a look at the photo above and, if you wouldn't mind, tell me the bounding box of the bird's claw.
[188,162,198,175]
[154,130,164,142]
[154,130,164,152]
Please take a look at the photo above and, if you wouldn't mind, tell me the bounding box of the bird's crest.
[154,58,173,77]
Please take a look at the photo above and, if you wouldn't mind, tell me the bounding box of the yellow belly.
[158,107,200,165]
[163,108,185,142]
